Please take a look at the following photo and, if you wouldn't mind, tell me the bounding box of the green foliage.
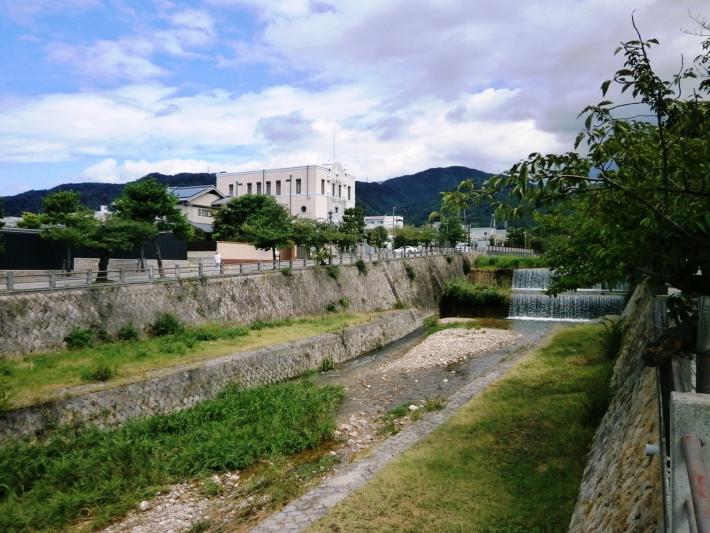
[474,255,545,269]
[0,380,343,531]
[404,263,416,281]
[445,27,710,295]
[319,357,335,372]
[187,520,211,533]
[149,313,184,337]
[440,279,510,318]
[437,217,465,247]
[462,255,472,275]
[213,195,292,259]
[365,226,389,248]
[201,479,223,497]
[64,327,95,350]
[423,397,446,411]
[324,265,339,281]
[445,255,453,264]
[117,323,140,342]
[339,206,366,248]
[281,267,293,277]
[80,362,114,382]
[600,317,625,360]
[325,302,338,313]
[393,225,436,248]
[355,259,368,276]
[338,297,351,309]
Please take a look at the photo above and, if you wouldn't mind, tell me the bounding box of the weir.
[509,268,627,320]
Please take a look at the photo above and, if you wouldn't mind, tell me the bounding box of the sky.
[0,0,706,196]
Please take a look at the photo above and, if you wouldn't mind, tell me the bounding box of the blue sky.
[0,0,706,195]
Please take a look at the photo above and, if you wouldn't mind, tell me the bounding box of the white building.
[364,215,403,231]
[215,162,356,223]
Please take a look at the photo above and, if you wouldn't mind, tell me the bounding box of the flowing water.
[509,268,627,321]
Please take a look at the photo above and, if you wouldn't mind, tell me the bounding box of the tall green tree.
[365,226,389,248]
[87,218,157,282]
[339,207,366,247]
[213,194,293,261]
[113,179,193,276]
[445,23,710,294]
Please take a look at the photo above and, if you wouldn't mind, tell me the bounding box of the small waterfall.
[510,268,626,321]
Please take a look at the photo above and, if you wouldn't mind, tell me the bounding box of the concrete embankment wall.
[568,282,661,532]
[0,309,423,441]
[0,254,470,357]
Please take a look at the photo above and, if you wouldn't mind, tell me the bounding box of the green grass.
[2,312,376,408]
[311,324,613,533]
[423,315,511,336]
[474,255,546,269]
[0,380,343,531]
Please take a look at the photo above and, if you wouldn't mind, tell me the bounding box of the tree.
[113,179,193,276]
[213,194,293,261]
[291,218,340,264]
[86,217,156,282]
[366,226,389,248]
[445,21,710,295]
[339,207,366,248]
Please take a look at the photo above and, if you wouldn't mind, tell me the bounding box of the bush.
[64,327,95,350]
[319,357,335,372]
[404,264,416,281]
[338,297,351,309]
[80,363,114,383]
[439,279,510,318]
[600,317,624,360]
[149,313,184,337]
[326,302,338,313]
[474,255,545,269]
[445,256,453,264]
[281,267,293,277]
[324,265,340,281]
[355,259,368,276]
[117,323,140,342]
[462,256,472,275]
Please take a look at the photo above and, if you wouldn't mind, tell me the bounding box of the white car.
[455,242,472,252]
[394,246,419,256]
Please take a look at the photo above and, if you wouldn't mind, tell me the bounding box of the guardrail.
[0,245,536,294]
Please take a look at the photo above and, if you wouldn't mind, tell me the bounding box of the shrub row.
[439,279,511,318]
[474,255,545,269]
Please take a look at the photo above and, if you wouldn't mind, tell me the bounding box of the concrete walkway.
[250,348,527,532]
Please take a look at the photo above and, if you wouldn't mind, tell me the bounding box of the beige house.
[215,162,356,223]
[168,186,226,233]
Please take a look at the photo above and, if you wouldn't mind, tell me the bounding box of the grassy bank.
[1,312,374,408]
[311,323,614,532]
[0,380,343,531]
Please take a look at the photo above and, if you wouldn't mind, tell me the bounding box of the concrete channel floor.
[250,345,529,532]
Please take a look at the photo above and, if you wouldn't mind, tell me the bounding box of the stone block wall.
[0,254,469,357]
[568,282,662,532]
[0,309,423,441]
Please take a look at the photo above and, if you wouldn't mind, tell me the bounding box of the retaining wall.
[0,254,469,357]
[568,282,662,532]
[0,309,423,441]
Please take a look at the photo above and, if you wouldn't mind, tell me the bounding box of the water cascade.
[509,268,626,320]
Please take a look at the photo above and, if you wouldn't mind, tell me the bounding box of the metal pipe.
[682,433,710,533]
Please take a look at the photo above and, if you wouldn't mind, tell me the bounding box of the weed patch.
[439,279,510,318]
[281,267,293,277]
[355,259,368,276]
[0,380,343,531]
[404,264,416,281]
[149,313,184,337]
[324,265,340,281]
[80,363,114,383]
[319,357,335,372]
[474,255,545,269]
[64,327,95,350]
[117,323,140,342]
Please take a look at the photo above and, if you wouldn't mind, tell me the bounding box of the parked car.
[394,246,420,256]
[455,242,472,252]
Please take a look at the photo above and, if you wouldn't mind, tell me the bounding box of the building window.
[198,208,212,218]
[335,207,339,213]
[338,185,342,198]
[321,179,325,194]
[301,205,307,213]
[296,179,302,194]
[228,184,234,196]
[247,183,252,194]
[257,182,262,194]
[348,186,351,200]
[266,181,271,195]
[276,180,281,195]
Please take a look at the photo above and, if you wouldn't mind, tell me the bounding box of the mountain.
[1,173,215,216]
[356,166,494,225]
[1,167,493,225]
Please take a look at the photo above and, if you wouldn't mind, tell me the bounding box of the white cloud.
[81,157,217,182]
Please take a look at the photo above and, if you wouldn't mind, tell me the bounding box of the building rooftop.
[168,186,221,202]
